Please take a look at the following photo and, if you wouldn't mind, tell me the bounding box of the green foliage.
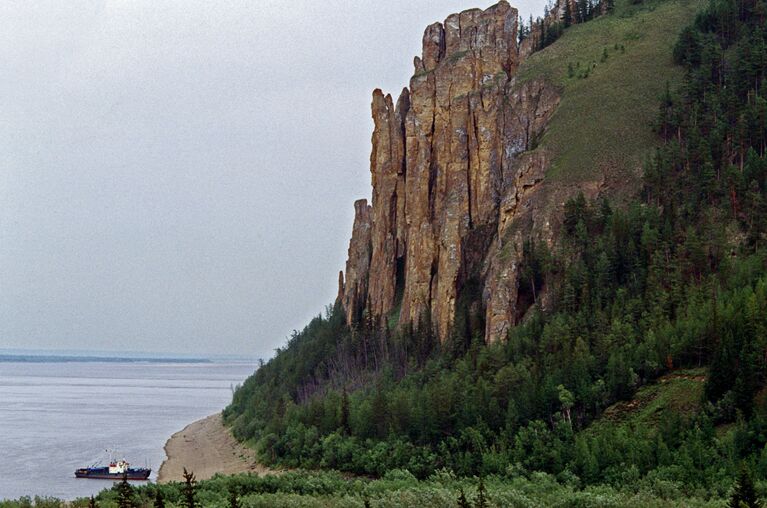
[457,488,471,508]
[516,0,705,185]
[1,469,733,507]
[182,468,199,508]
[228,486,240,508]
[729,463,761,508]
[115,474,136,508]
[217,0,767,502]
[154,488,166,508]
[476,477,488,508]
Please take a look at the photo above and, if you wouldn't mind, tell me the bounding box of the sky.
[0,0,544,358]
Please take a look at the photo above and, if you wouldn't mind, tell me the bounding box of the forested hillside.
[224,0,767,502]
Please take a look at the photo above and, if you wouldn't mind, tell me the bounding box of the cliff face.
[340,0,566,343]
[340,199,372,325]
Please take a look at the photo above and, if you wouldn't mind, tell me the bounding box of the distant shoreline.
[157,413,273,483]
[0,354,213,364]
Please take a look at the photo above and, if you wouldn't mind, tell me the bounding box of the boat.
[75,453,151,480]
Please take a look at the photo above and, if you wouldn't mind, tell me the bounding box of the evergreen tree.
[729,464,761,508]
[182,468,199,508]
[228,487,240,508]
[154,488,166,508]
[115,474,135,508]
[340,388,351,435]
[457,488,471,508]
[477,477,488,508]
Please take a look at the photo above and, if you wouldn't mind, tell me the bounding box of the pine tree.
[181,468,199,508]
[477,477,488,508]
[115,473,135,508]
[729,464,761,508]
[371,386,388,439]
[457,488,471,508]
[340,388,351,435]
[154,488,166,508]
[528,15,534,43]
[228,487,240,508]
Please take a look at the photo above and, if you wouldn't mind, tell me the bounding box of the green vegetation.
[0,470,729,507]
[589,370,706,431]
[6,0,767,505]
[516,0,705,185]
[221,0,767,505]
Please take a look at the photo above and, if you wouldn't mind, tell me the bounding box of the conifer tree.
[729,464,761,508]
[340,388,351,435]
[477,477,488,508]
[228,487,240,508]
[115,473,136,508]
[182,468,199,508]
[154,488,166,508]
[457,488,471,508]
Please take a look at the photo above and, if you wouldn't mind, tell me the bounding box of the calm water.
[0,360,255,500]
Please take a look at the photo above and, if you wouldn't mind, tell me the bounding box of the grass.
[588,369,706,433]
[515,0,705,190]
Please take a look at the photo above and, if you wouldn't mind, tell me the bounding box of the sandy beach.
[157,413,271,483]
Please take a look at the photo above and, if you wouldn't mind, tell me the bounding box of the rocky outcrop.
[339,1,564,343]
[341,199,372,325]
[400,0,520,340]
[367,89,409,321]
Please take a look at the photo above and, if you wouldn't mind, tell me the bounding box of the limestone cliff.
[339,0,571,343]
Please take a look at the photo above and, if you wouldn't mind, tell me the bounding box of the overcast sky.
[0,0,544,358]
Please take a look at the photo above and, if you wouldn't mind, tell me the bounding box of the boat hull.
[74,467,151,480]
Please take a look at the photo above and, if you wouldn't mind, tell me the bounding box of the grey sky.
[0,0,544,358]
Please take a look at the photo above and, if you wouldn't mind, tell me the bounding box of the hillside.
[335,0,705,350]
[5,0,767,505]
[220,0,767,505]
[518,0,704,186]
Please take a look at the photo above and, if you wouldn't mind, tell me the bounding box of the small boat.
[75,454,151,480]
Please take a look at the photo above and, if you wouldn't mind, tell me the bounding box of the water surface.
[0,359,254,500]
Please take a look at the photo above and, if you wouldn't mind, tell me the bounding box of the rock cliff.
[339,0,570,343]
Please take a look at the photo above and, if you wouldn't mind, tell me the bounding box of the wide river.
[0,359,255,500]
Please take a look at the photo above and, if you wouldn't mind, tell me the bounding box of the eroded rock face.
[342,199,372,325]
[367,89,409,322]
[340,1,565,343]
[400,0,519,340]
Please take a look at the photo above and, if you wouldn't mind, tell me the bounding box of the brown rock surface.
[339,1,576,344]
[366,89,409,322]
[342,199,372,325]
[399,0,520,340]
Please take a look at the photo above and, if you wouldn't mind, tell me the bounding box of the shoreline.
[157,413,272,483]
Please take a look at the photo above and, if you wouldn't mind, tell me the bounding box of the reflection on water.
[0,360,254,500]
